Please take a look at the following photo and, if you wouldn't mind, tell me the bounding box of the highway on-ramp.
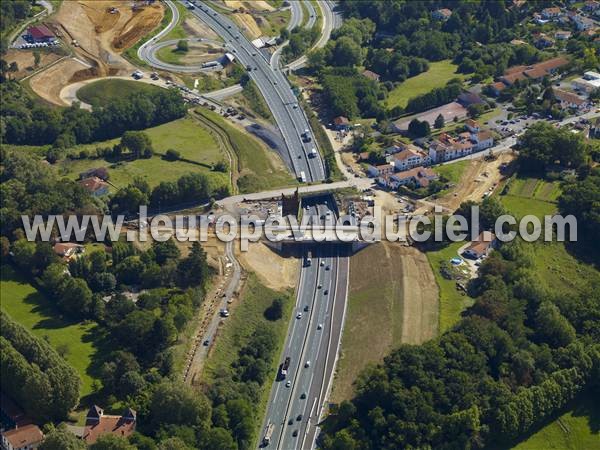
[184,0,326,182]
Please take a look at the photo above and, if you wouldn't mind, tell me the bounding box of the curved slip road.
[185,0,325,182]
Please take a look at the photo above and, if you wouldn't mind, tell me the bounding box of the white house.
[388,147,430,171]
[391,167,438,188]
[428,130,494,163]
[367,163,395,178]
[572,14,595,30]
[572,71,600,93]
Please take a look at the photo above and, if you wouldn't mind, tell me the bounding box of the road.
[259,196,349,450]
[185,0,326,182]
[184,239,242,383]
[286,1,342,72]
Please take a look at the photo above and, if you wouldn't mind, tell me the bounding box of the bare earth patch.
[29,58,91,105]
[232,12,262,38]
[238,242,299,291]
[4,49,62,80]
[331,242,439,403]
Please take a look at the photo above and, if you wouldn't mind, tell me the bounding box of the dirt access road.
[416,152,515,214]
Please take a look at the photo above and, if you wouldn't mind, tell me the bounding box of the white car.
[304,361,310,368]
[320,261,325,267]
[296,312,302,319]
[286,380,291,387]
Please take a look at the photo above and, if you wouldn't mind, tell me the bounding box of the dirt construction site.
[29,0,164,105]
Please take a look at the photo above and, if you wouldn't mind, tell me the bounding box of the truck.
[299,171,307,183]
[309,147,317,158]
[304,250,312,267]
[279,356,291,380]
[262,423,274,446]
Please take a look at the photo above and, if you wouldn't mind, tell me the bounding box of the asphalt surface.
[185,0,326,182]
[259,196,350,450]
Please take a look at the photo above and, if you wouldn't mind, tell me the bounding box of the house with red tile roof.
[82,406,136,444]
[432,8,452,20]
[25,25,54,43]
[552,88,590,109]
[463,231,497,259]
[1,424,44,450]
[78,176,109,197]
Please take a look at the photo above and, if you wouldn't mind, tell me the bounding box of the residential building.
[362,69,380,82]
[78,176,109,197]
[1,424,44,450]
[488,81,507,96]
[552,88,590,109]
[53,242,85,259]
[555,30,572,40]
[572,14,595,30]
[388,147,430,171]
[584,0,600,12]
[457,92,485,106]
[332,116,350,131]
[572,71,600,93]
[498,57,569,87]
[25,25,54,43]
[391,167,438,188]
[428,130,494,163]
[367,163,395,178]
[465,119,480,133]
[82,406,136,445]
[534,33,555,48]
[541,7,562,19]
[432,8,452,20]
[463,231,497,259]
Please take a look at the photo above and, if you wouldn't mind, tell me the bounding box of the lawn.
[434,160,470,184]
[160,1,189,42]
[511,394,599,450]
[425,241,474,333]
[258,9,292,36]
[499,177,560,219]
[194,108,296,192]
[385,60,466,109]
[203,274,294,444]
[59,117,229,191]
[155,45,186,65]
[0,265,100,397]
[77,79,163,107]
[331,243,405,403]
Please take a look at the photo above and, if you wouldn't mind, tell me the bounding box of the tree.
[331,36,363,67]
[164,149,180,161]
[202,427,237,450]
[177,242,209,288]
[33,50,41,68]
[149,382,211,428]
[110,185,148,215]
[176,40,189,52]
[264,298,284,321]
[121,131,153,159]
[40,427,86,450]
[434,113,445,129]
[534,302,576,348]
[59,278,93,318]
[408,118,430,138]
[11,239,35,271]
[153,238,181,264]
[90,434,135,450]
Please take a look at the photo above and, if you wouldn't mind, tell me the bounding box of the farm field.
[0,266,101,397]
[77,79,164,107]
[385,60,466,109]
[499,177,560,219]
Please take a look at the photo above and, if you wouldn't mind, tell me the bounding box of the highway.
[259,196,349,450]
[184,0,326,182]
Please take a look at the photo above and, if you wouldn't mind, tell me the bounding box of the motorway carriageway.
[184,0,325,183]
[259,197,350,450]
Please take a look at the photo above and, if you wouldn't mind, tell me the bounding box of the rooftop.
[2,424,44,448]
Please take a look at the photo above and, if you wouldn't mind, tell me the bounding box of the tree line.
[1,80,186,146]
[1,312,80,421]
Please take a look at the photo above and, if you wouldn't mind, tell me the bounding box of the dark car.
[292,430,298,437]
[297,414,303,421]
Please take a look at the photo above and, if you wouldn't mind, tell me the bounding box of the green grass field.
[499,177,560,219]
[194,108,295,192]
[155,45,186,65]
[161,1,189,42]
[512,395,599,450]
[385,60,466,109]
[0,266,100,396]
[203,274,294,445]
[59,117,229,191]
[426,241,474,333]
[434,160,470,184]
[77,79,163,107]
